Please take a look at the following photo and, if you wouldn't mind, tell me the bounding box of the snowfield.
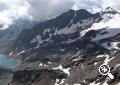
[80,13,120,41]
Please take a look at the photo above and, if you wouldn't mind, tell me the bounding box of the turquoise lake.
[0,54,17,68]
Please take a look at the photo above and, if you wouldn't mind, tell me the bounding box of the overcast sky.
[0,0,120,29]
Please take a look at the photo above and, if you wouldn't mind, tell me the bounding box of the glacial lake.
[0,54,18,68]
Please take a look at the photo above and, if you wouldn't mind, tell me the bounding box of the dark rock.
[10,69,67,85]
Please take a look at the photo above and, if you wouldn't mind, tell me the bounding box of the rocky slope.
[0,18,37,55]
[5,8,101,60]
[9,68,67,85]
[0,7,120,85]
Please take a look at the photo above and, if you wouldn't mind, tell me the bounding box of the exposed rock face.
[0,66,13,76]
[0,18,37,55]
[1,7,120,85]
[10,69,67,85]
[4,9,101,61]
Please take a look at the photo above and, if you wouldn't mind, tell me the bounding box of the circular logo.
[99,64,110,75]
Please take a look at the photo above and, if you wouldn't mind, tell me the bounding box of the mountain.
[1,7,120,85]
[5,9,101,60]
[0,18,37,42]
[0,18,37,54]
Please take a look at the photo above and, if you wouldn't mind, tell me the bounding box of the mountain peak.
[76,9,91,14]
[105,7,115,11]
[103,7,119,14]
[67,9,91,15]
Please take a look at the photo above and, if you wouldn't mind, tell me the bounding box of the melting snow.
[31,35,50,48]
[39,63,43,66]
[9,52,14,56]
[103,80,108,85]
[103,55,114,65]
[62,37,80,44]
[80,13,120,41]
[94,62,98,66]
[55,79,59,85]
[17,51,25,55]
[96,55,105,58]
[55,78,65,85]
[73,84,81,85]
[101,42,120,50]
[53,65,70,76]
[31,35,43,46]
[54,26,76,35]
[54,18,94,35]
[96,54,114,65]
[39,63,48,67]
[115,64,120,68]
[43,28,50,35]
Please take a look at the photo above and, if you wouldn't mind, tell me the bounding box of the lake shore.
[0,54,19,68]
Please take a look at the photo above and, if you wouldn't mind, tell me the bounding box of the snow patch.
[54,18,94,35]
[103,80,108,85]
[55,79,59,85]
[96,54,106,58]
[96,54,114,65]
[72,57,82,62]
[115,64,120,68]
[9,52,14,56]
[39,63,48,67]
[43,28,50,35]
[80,13,120,41]
[94,62,98,66]
[31,35,42,45]
[62,37,80,44]
[116,82,120,85]
[17,51,25,55]
[39,63,43,66]
[53,65,70,76]
[31,35,50,48]
[54,26,76,35]
[73,84,81,85]
[101,42,120,50]
[103,55,114,65]
[72,51,81,58]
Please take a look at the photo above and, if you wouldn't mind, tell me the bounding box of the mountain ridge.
[0,7,120,85]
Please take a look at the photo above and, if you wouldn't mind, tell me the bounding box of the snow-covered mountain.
[1,7,120,85]
[7,9,101,58]
[81,7,120,41]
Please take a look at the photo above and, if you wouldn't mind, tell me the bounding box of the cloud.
[27,0,74,20]
[0,0,30,29]
[0,0,74,29]
[0,0,120,29]
[0,2,9,11]
[72,0,120,13]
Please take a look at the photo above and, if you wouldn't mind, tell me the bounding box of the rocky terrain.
[0,18,37,55]
[0,7,120,85]
[0,66,13,85]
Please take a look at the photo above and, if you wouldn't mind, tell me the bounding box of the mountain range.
[0,7,120,85]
